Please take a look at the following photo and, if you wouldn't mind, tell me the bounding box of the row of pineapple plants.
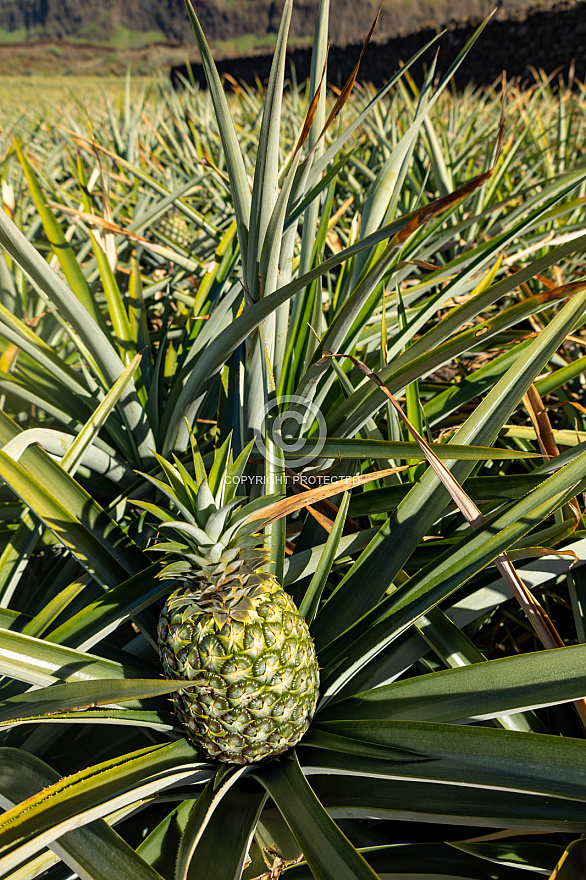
[0,0,585,877]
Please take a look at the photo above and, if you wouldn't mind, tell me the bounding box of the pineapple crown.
[134,436,279,623]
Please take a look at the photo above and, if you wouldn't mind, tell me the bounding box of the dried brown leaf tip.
[245,463,412,529]
[294,48,329,156]
[315,3,384,145]
[391,76,506,246]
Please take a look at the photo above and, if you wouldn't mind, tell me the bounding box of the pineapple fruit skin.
[156,211,191,249]
[158,577,320,764]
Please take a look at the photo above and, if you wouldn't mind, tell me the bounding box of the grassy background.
[0,76,152,123]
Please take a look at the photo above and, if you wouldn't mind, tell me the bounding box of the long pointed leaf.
[253,753,379,880]
[0,750,166,880]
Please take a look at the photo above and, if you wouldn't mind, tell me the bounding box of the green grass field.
[0,76,153,124]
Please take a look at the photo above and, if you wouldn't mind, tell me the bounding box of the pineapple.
[140,443,319,764]
[156,210,191,249]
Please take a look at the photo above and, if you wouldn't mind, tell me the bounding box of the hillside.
[0,0,584,77]
[0,0,561,48]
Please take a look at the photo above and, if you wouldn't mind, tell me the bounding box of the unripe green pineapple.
[140,444,319,764]
[156,211,191,249]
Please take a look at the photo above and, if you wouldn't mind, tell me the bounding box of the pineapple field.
[1,0,586,877]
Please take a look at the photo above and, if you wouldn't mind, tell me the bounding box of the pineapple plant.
[141,445,319,764]
[1,1,586,879]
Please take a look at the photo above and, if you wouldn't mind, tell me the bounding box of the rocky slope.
[172,0,586,87]
[0,0,560,46]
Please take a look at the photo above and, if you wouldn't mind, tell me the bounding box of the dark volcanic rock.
[171,1,586,88]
